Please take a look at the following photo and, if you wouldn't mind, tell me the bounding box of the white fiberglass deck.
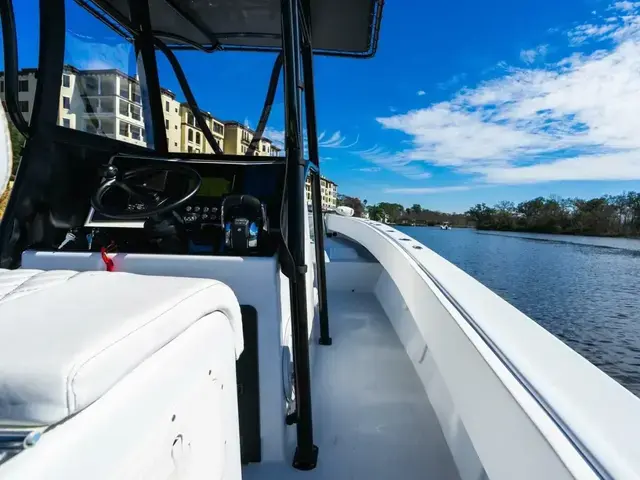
[244,290,460,479]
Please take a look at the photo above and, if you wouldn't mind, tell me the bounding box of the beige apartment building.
[305,175,338,211]
[2,66,337,193]
[1,66,182,150]
[223,121,280,156]
[179,103,225,154]
[1,67,283,159]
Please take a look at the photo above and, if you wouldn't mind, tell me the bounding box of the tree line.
[337,192,640,237]
[337,194,469,227]
[466,194,640,237]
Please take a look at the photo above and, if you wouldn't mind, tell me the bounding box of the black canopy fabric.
[79,0,383,57]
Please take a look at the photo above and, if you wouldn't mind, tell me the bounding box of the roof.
[179,102,225,124]
[78,0,384,57]
[305,175,337,186]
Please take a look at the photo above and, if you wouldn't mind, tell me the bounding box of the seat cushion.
[0,269,243,426]
[0,269,79,302]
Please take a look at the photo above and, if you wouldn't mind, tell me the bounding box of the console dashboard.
[85,157,237,229]
[79,154,286,257]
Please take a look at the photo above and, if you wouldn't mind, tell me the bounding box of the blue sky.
[9,0,640,212]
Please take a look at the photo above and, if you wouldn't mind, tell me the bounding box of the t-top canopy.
[78,0,384,57]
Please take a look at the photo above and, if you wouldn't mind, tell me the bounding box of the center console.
[77,154,285,257]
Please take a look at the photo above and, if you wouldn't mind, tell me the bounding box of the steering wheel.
[91,163,201,220]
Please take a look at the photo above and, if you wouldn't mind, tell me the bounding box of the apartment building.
[305,175,338,211]
[0,68,39,124]
[164,94,182,152]
[1,66,182,151]
[179,103,225,154]
[2,66,282,158]
[222,121,280,156]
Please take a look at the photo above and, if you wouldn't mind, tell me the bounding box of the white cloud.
[319,131,360,148]
[519,44,548,64]
[417,90,426,96]
[383,186,471,194]
[263,127,358,152]
[368,1,640,184]
[358,166,382,172]
[613,1,640,12]
[355,145,432,179]
[438,73,467,90]
[263,126,285,147]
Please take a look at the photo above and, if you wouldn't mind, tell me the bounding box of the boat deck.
[244,291,460,479]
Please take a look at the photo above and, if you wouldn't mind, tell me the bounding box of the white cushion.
[0,269,243,426]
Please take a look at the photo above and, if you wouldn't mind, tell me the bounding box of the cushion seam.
[0,271,82,305]
[66,280,224,413]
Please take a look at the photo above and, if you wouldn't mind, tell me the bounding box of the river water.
[397,226,640,397]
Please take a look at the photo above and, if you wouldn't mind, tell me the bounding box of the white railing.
[326,214,640,480]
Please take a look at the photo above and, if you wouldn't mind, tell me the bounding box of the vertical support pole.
[31,0,65,135]
[0,0,30,135]
[310,172,331,344]
[128,0,168,153]
[301,31,331,346]
[281,0,318,470]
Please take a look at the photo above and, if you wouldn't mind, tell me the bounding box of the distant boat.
[440,222,451,230]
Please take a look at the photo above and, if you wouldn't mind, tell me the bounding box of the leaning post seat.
[0,268,243,424]
[0,269,244,480]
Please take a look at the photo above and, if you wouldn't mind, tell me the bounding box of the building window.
[0,81,4,92]
[18,80,29,92]
[187,113,195,127]
[19,101,29,113]
[195,131,200,144]
[101,77,116,95]
[63,118,71,128]
[132,87,141,104]
[175,125,178,129]
[188,146,193,153]
[188,128,193,142]
[100,97,114,113]
[119,79,129,99]
[119,121,129,137]
[131,105,141,121]
[165,101,170,112]
[165,119,169,129]
[63,96,70,109]
[242,130,251,143]
[62,74,70,88]
[213,122,224,135]
[131,125,141,141]
[119,99,129,116]
[174,142,178,147]
[82,76,98,95]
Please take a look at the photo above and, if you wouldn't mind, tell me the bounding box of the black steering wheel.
[91,163,201,220]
